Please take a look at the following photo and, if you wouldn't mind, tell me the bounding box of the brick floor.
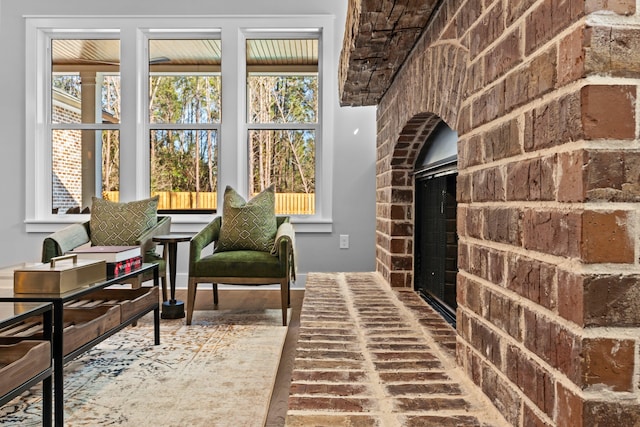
[286,272,509,427]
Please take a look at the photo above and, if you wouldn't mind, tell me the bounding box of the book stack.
[69,246,142,278]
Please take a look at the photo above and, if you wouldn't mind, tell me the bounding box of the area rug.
[0,309,290,427]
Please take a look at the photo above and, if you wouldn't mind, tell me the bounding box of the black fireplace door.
[414,172,457,325]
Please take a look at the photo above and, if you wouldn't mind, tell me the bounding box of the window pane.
[52,129,119,214]
[149,75,221,124]
[249,130,315,215]
[150,130,218,211]
[246,39,318,124]
[149,39,221,124]
[51,39,120,124]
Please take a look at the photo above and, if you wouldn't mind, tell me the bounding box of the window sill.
[26,215,332,234]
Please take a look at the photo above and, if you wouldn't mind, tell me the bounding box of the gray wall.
[0,0,377,287]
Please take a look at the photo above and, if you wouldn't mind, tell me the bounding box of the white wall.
[0,0,377,286]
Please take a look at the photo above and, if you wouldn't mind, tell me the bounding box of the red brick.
[558,26,585,86]
[525,91,583,152]
[583,274,640,326]
[557,269,584,325]
[459,134,482,168]
[582,338,635,391]
[464,207,483,239]
[581,85,636,140]
[468,2,504,57]
[485,28,522,84]
[457,173,472,203]
[506,155,556,201]
[394,397,469,411]
[587,26,640,77]
[288,396,377,412]
[506,0,538,26]
[507,255,557,310]
[386,383,461,395]
[484,118,521,162]
[585,0,636,14]
[291,370,367,382]
[528,46,557,99]
[472,80,505,128]
[481,366,522,425]
[290,383,369,396]
[406,415,483,427]
[584,400,640,425]
[472,167,505,202]
[285,414,380,427]
[523,209,581,257]
[484,207,522,246]
[556,382,583,427]
[486,291,516,334]
[378,371,450,382]
[523,403,554,427]
[581,210,634,263]
[558,150,587,202]
[525,0,553,55]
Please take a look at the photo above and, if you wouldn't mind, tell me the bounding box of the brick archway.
[376,43,468,288]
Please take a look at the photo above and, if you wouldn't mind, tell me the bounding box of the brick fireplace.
[339,0,640,425]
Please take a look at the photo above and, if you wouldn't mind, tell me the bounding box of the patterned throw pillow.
[90,196,159,246]
[217,185,277,252]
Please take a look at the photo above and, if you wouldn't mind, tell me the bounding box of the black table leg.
[53,301,64,426]
[42,308,53,427]
[161,241,185,319]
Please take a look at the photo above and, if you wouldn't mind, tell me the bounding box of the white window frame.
[243,30,322,220]
[25,15,335,233]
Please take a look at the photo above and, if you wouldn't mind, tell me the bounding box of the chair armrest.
[136,215,171,259]
[271,221,294,259]
[41,222,91,262]
[271,218,295,280]
[189,216,222,273]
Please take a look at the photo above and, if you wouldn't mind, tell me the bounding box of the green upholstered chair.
[186,216,295,326]
[41,216,171,298]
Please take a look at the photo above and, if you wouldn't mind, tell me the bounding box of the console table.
[0,262,159,427]
[0,302,53,426]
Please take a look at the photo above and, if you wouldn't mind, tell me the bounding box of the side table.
[153,234,191,319]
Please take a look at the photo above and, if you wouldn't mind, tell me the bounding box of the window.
[26,16,335,232]
[148,39,221,213]
[51,38,121,214]
[246,38,318,215]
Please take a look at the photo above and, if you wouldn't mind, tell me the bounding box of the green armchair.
[187,216,295,326]
[41,216,171,297]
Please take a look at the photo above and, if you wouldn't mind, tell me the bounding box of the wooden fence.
[103,191,315,215]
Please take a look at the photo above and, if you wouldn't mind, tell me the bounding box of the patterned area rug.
[0,309,290,426]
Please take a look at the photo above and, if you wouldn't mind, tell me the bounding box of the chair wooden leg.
[280,280,288,326]
[213,283,219,305]
[186,279,198,325]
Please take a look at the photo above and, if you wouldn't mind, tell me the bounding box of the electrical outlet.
[339,234,349,249]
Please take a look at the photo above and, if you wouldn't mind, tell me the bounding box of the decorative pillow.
[90,196,159,246]
[217,185,277,252]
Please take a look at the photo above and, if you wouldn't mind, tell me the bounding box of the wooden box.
[0,340,51,397]
[70,286,159,322]
[14,255,106,294]
[61,305,120,355]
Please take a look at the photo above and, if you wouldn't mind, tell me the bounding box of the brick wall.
[52,105,82,213]
[374,0,640,425]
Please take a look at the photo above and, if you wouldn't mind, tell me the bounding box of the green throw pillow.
[217,185,277,252]
[90,196,159,246]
